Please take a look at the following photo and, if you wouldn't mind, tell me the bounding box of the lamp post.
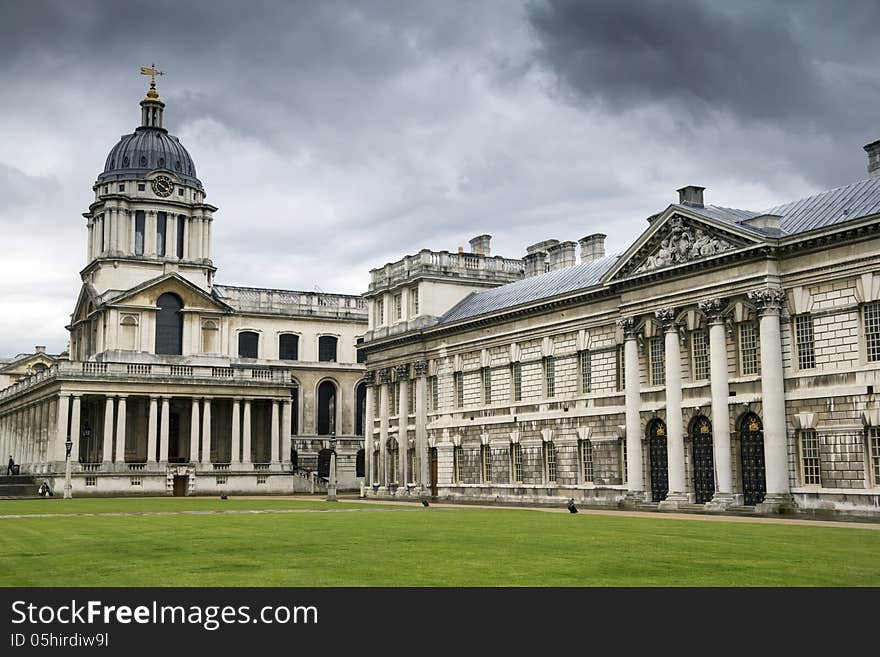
[326,432,337,502]
[63,435,73,499]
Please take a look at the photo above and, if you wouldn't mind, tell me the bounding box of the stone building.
[0,79,368,496]
[360,142,880,516]
[0,347,60,391]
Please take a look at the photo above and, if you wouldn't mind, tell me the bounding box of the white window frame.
[798,429,822,487]
[544,441,557,483]
[691,330,709,381]
[649,337,665,386]
[580,439,593,484]
[795,314,816,370]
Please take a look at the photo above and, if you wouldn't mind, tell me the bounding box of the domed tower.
[81,74,217,296]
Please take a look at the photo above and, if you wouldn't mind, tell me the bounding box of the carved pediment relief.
[619,215,748,277]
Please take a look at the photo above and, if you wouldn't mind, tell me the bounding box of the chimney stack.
[865,139,880,178]
[578,234,606,263]
[469,234,492,256]
[547,241,577,271]
[522,240,559,278]
[35,346,46,353]
[677,185,705,207]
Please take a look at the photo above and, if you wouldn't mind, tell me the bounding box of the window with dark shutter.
[318,336,338,362]
[154,293,183,355]
[238,331,259,359]
[279,334,299,360]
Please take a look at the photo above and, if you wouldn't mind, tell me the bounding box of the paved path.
[1,497,877,529]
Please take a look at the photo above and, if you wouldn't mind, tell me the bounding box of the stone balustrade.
[368,249,523,292]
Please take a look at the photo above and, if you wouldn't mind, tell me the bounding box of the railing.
[127,364,152,375]
[369,250,524,290]
[170,365,193,377]
[212,463,230,471]
[82,362,107,374]
[253,463,270,471]
[80,463,103,472]
[211,367,234,378]
[213,285,367,318]
[127,463,146,471]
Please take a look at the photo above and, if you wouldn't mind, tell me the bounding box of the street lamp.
[326,431,337,502]
[63,435,73,499]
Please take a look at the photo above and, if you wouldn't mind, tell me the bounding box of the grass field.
[0,497,878,587]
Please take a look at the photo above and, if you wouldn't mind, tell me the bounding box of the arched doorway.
[155,293,184,355]
[355,382,366,436]
[740,413,766,506]
[317,380,337,435]
[691,415,715,504]
[647,419,669,502]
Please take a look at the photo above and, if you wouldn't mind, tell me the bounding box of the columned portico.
[619,318,645,500]
[396,364,409,492]
[749,287,791,510]
[657,309,687,506]
[701,298,735,508]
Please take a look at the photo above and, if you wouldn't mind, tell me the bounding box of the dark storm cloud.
[527,0,880,183]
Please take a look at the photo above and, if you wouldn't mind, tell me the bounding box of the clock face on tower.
[151,175,174,197]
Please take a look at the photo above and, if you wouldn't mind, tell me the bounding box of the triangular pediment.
[108,273,233,312]
[606,208,765,281]
[69,283,100,326]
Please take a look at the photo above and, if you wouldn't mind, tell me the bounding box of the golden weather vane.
[139,64,164,100]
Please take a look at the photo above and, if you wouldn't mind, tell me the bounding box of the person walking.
[6,455,14,476]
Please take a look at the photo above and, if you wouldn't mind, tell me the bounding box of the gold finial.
[140,64,164,100]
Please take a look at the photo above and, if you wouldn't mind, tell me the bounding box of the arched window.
[388,437,399,483]
[318,336,338,362]
[317,380,337,435]
[279,334,299,360]
[32,363,48,373]
[355,382,366,436]
[120,315,139,351]
[290,384,299,435]
[238,331,259,359]
[155,293,183,355]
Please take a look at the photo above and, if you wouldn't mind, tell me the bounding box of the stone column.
[748,287,791,510]
[242,400,252,466]
[657,308,687,507]
[618,318,645,500]
[102,395,115,464]
[147,396,158,464]
[115,396,127,464]
[414,361,429,494]
[127,210,136,253]
[159,397,170,463]
[201,398,213,464]
[203,218,211,260]
[86,219,94,262]
[363,372,375,488]
[69,395,81,463]
[271,400,280,466]
[282,399,292,466]
[190,398,201,464]
[231,399,241,464]
[378,370,390,491]
[55,394,70,463]
[701,299,735,508]
[396,364,409,490]
[189,217,200,260]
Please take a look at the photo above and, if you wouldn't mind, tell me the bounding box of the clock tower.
[80,72,218,299]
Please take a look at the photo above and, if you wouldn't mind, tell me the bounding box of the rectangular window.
[511,362,522,402]
[393,293,402,321]
[739,323,759,375]
[454,371,464,408]
[428,376,438,411]
[453,446,463,483]
[579,350,591,393]
[580,440,593,483]
[799,429,821,486]
[156,212,167,256]
[318,335,337,362]
[511,443,523,483]
[137,183,146,192]
[649,337,665,386]
[118,183,125,192]
[691,330,710,381]
[481,444,492,483]
[279,334,299,360]
[616,345,625,391]
[389,382,399,415]
[355,337,367,364]
[411,287,419,316]
[869,427,880,488]
[375,298,384,326]
[408,379,416,415]
[135,211,145,255]
[407,448,416,483]
[178,187,184,196]
[544,356,555,398]
[795,314,816,370]
[100,214,105,253]
[544,442,557,483]
[176,215,186,258]
[482,367,491,404]
[864,302,880,362]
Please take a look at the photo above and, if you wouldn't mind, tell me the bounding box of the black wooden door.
[648,421,669,502]
[740,414,766,506]
[692,416,715,504]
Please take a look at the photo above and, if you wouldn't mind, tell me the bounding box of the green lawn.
[0,499,877,586]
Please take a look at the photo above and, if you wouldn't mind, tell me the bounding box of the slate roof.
[438,254,618,325]
[432,175,880,327]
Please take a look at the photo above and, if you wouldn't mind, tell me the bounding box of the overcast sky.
[1,0,878,357]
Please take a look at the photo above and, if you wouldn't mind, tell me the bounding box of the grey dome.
[98,127,202,190]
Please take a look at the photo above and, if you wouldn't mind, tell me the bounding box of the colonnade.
[87,208,212,262]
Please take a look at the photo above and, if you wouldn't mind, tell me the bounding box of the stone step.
[0,475,36,485]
